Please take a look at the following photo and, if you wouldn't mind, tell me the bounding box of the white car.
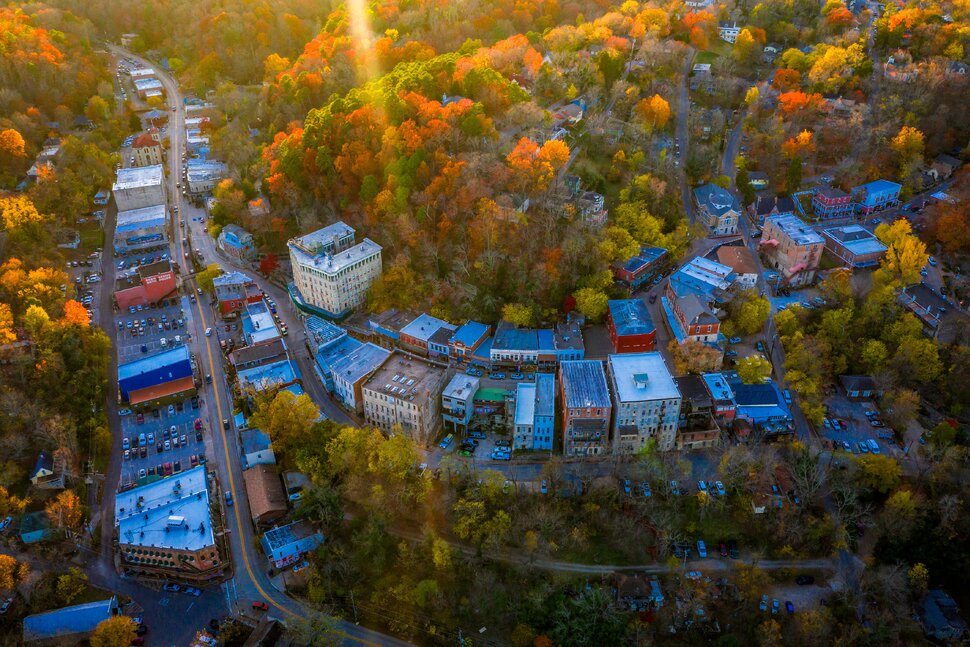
[205,327,212,337]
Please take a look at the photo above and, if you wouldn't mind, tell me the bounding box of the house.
[230,339,288,372]
[448,321,490,360]
[213,271,261,316]
[607,299,656,353]
[614,573,664,611]
[812,185,855,220]
[838,375,881,401]
[919,589,968,642]
[241,300,281,346]
[690,64,715,94]
[261,521,325,569]
[113,203,167,254]
[112,165,165,211]
[759,215,825,287]
[400,313,456,357]
[186,159,227,194]
[750,193,795,226]
[664,291,721,345]
[491,321,539,367]
[442,373,479,435]
[218,224,257,262]
[851,179,901,215]
[23,597,120,645]
[363,309,418,347]
[311,335,363,392]
[115,466,222,579]
[608,352,681,453]
[747,171,770,190]
[29,451,63,489]
[243,464,288,527]
[694,184,740,236]
[662,257,734,347]
[822,225,888,268]
[131,129,163,167]
[674,375,721,450]
[19,511,51,544]
[118,346,194,406]
[241,429,276,467]
[361,352,449,445]
[714,246,759,289]
[577,191,607,225]
[929,154,962,180]
[560,360,612,457]
[702,373,737,423]
[331,343,391,414]
[718,21,741,43]
[898,283,969,344]
[512,373,556,451]
[248,196,271,218]
[611,245,668,291]
[731,380,793,435]
[288,221,382,319]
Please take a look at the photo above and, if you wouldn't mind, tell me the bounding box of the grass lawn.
[695,51,720,65]
[78,221,105,251]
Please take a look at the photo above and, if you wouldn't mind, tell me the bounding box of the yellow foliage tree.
[501,302,535,327]
[46,490,83,531]
[90,616,137,647]
[0,195,46,230]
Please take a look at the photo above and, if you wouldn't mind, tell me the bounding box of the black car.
[191,396,199,409]
[728,539,739,559]
[139,446,147,458]
[156,442,163,453]
[196,430,203,442]
[795,575,815,585]
[136,624,148,635]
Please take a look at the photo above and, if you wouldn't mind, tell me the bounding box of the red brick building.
[606,299,656,353]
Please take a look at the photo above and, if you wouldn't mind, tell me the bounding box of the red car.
[252,601,269,611]
[163,462,173,476]
[136,413,144,424]
[194,418,202,430]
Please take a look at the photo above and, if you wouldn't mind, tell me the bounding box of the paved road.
[106,44,410,647]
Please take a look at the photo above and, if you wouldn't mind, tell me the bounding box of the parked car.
[795,575,815,585]
[252,601,269,611]
[714,481,726,497]
[697,480,707,492]
[670,480,680,496]
[623,479,631,495]
[162,583,181,592]
[772,599,780,614]
[540,480,549,495]
[759,595,768,612]
[719,542,728,557]
[728,337,742,344]
[183,587,202,597]
[641,482,651,497]
[439,434,454,449]
[0,598,13,614]
[697,540,707,558]
[489,372,506,380]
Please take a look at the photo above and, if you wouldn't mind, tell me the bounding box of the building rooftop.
[765,214,824,246]
[560,360,611,409]
[289,238,382,276]
[237,359,299,392]
[450,321,490,348]
[674,374,714,406]
[118,345,190,382]
[243,464,287,521]
[715,245,759,275]
[262,520,320,552]
[443,373,480,402]
[331,342,391,384]
[694,183,741,216]
[853,179,902,194]
[289,221,356,256]
[363,352,448,401]
[134,78,163,91]
[132,132,158,149]
[823,225,888,255]
[304,316,346,350]
[608,299,655,337]
[243,300,280,344]
[816,185,849,199]
[241,428,272,455]
[493,320,538,351]
[702,372,736,403]
[186,158,227,182]
[115,203,167,233]
[129,67,155,77]
[401,313,456,344]
[367,309,418,336]
[609,352,679,403]
[669,256,735,300]
[514,383,537,426]
[113,165,164,191]
[555,316,585,352]
[23,598,118,643]
[115,465,214,552]
[535,373,555,416]
[212,270,252,289]
[616,245,667,274]
[315,335,363,373]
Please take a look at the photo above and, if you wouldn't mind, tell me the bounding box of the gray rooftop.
[560,360,611,409]
[609,352,680,403]
[116,203,167,227]
[364,352,448,401]
[766,214,824,246]
[115,465,215,552]
[443,373,480,401]
[289,238,382,276]
[113,164,164,191]
[331,342,391,384]
[823,225,888,255]
[401,313,456,343]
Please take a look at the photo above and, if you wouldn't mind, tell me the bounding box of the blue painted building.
[117,346,192,404]
[513,373,556,451]
[217,223,256,261]
[23,597,119,644]
[731,380,793,435]
[852,179,901,215]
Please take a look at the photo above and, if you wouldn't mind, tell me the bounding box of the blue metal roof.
[560,360,611,408]
[621,246,667,273]
[118,346,190,381]
[23,598,118,642]
[733,382,792,422]
[331,343,391,384]
[315,335,363,374]
[238,359,299,391]
[608,299,655,337]
[450,321,489,348]
[537,329,555,351]
[493,321,538,351]
[854,179,901,195]
[535,373,556,417]
[305,315,347,350]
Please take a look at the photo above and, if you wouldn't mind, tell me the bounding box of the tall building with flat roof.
[760,214,825,287]
[559,360,612,456]
[115,465,223,581]
[113,203,167,254]
[288,221,382,319]
[331,342,391,414]
[112,165,165,211]
[442,373,479,434]
[608,352,681,452]
[362,352,449,445]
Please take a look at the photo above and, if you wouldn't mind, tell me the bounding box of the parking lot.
[119,400,208,488]
[114,298,194,363]
[820,394,896,457]
[66,257,104,322]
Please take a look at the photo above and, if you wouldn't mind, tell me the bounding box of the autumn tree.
[668,339,722,374]
[56,567,88,604]
[0,485,29,517]
[0,194,46,231]
[46,490,83,531]
[890,126,925,182]
[506,138,570,195]
[732,29,758,65]
[194,264,223,293]
[501,302,536,327]
[853,454,902,493]
[0,128,26,180]
[0,303,15,344]
[782,131,816,159]
[0,554,28,590]
[573,287,609,322]
[727,291,771,336]
[874,220,928,286]
[90,616,137,647]
[249,390,321,456]
[737,355,772,383]
[634,95,671,131]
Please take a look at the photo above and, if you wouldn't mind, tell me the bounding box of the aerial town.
[0,0,968,645]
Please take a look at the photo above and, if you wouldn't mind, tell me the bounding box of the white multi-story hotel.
[288,221,383,318]
[608,352,682,453]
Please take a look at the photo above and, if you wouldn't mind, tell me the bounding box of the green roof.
[474,387,512,402]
